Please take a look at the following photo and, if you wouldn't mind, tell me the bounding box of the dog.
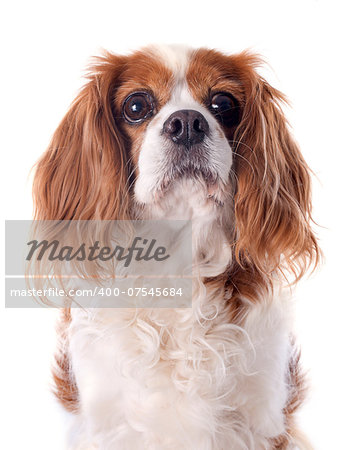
[33,45,319,449]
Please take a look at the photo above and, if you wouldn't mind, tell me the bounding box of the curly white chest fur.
[65,289,292,450]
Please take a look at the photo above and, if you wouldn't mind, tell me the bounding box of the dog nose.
[163,109,209,147]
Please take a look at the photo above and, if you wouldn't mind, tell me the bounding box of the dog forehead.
[145,45,241,106]
[146,44,193,81]
[146,45,207,107]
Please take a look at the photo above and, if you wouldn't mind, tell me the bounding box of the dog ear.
[232,58,319,281]
[33,52,130,220]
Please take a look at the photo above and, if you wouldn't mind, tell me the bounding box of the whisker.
[229,140,254,153]
[231,151,255,174]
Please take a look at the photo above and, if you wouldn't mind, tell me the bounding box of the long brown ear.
[33,53,129,220]
[232,57,319,282]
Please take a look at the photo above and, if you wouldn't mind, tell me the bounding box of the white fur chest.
[66,286,292,450]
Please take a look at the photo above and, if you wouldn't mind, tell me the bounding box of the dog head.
[33,45,319,285]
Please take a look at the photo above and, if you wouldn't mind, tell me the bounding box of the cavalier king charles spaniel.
[33,45,319,449]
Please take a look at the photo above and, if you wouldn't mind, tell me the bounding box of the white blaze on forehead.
[147,44,193,81]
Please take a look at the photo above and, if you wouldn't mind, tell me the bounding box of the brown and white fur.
[33,45,319,449]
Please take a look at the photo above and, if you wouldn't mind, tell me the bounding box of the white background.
[1,0,344,448]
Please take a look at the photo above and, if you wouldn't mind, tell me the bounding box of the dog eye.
[209,93,240,127]
[122,92,155,124]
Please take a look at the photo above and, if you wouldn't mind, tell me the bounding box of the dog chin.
[160,166,220,195]
[135,175,228,221]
